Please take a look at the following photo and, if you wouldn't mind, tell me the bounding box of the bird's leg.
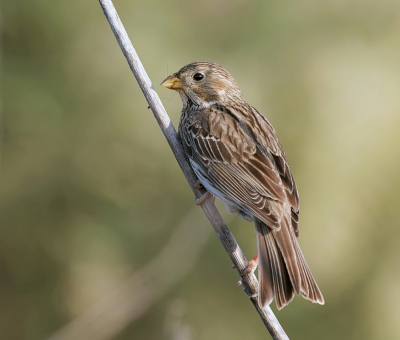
[194,180,214,205]
[232,254,259,275]
[241,254,259,276]
[195,191,213,205]
[232,254,259,287]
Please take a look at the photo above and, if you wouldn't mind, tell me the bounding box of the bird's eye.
[193,73,204,81]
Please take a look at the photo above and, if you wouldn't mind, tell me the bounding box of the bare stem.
[98,1,289,339]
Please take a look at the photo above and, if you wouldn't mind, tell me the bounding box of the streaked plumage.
[161,61,324,309]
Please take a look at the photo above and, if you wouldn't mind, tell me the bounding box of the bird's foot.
[231,254,259,276]
[241,254,259,276]
[194,180,203,190]
[195,191,214,205]
[232,254,259,285]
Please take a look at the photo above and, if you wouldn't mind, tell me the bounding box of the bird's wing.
[249,105,300,235]
[179,105,300,234]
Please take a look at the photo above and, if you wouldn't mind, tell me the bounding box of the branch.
[98,1,289,339]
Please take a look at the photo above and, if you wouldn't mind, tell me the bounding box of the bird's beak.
[160,76,183,90]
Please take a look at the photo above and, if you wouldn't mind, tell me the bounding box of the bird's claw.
[195,191,213,205]
[249,293,258,300]
[194,180,203,190]
[232,254,259,279]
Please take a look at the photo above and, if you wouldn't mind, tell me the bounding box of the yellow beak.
[160,76,183,90]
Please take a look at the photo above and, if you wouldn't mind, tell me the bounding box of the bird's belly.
[190,159,254,222]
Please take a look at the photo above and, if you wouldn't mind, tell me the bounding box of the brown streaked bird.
[161,61,324,310]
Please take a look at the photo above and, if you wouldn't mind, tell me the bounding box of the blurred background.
[2,0,400,339]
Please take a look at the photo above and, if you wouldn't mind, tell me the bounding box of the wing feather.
[179,104,300,233]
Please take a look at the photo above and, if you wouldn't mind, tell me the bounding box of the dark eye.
[193,73,204,81]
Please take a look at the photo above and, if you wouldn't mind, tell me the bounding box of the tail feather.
[291,229,325,304]
[272,216,301,294]
[255,217,324,309]
[256,222,274,306]
[265,230,294,309]
[256,221,294,309]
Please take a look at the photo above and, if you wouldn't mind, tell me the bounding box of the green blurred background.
[2,0,400,339]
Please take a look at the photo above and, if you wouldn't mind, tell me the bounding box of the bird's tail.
[255,217,324,310]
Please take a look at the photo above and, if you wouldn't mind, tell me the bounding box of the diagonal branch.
[98,1,289,339]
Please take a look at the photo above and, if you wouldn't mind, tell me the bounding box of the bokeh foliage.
[2,0,400,339]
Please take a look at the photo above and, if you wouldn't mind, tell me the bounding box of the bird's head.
[161,61,243,108]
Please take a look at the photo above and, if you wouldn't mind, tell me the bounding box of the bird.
[161,61,324,310]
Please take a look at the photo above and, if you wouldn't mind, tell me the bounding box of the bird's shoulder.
[179,104,256,162]
[193,103,286,162]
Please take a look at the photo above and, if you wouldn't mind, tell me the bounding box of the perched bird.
[161,61,324,310]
